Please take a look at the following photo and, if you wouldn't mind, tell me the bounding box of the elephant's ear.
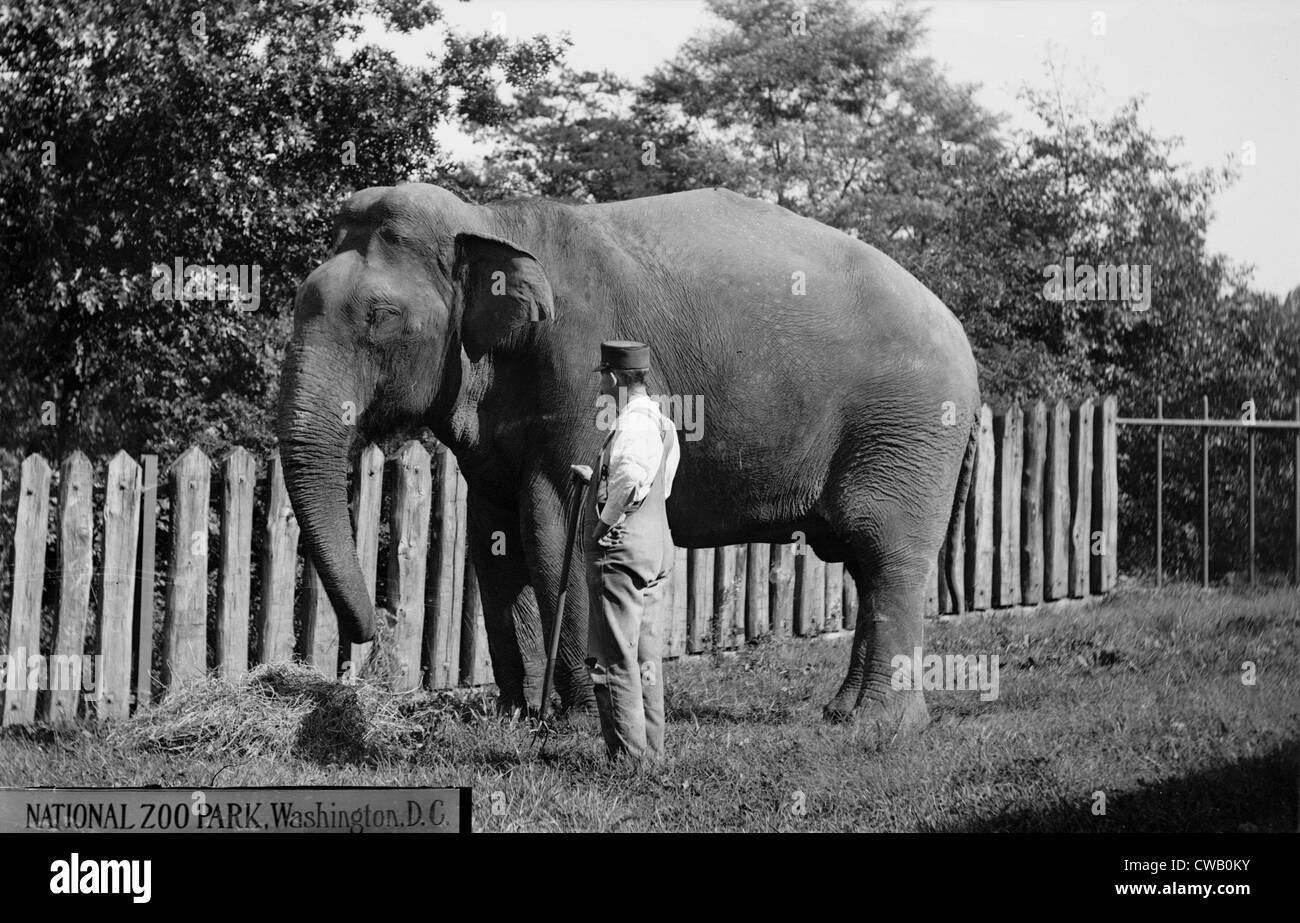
[453,233,554,362]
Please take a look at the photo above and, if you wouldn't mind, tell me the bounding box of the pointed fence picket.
[3,455,51,727]
[1021,402,1047,605]
[1044,400,1072,600]
[45,453,92,724]
[134,454,159,708]
[388,441,432,692]
[217,448,256,679]
[1069,399,1096,598]
[164,447,209,689]
[99,452,141,720]
[350,444,384,675]
[258,454,298,665]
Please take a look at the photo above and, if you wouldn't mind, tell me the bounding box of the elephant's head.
[277,183,555,643]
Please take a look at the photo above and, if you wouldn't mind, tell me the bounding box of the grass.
[1,585,1297,832]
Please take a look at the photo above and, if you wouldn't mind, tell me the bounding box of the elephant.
[277,181,980,730]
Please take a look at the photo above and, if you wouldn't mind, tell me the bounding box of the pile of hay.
[110,663,461,765]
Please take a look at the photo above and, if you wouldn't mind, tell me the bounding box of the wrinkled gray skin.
[278,183,979,728]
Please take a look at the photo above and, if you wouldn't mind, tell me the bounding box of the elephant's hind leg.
[823,557,930,735]
[817,414,964,733]
[817,483,941,734]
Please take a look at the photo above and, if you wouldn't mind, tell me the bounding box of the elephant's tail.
[943,418,979,603]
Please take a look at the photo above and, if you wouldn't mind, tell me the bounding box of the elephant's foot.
[556,697,599,720]
[538,691,599,726]
[495,678,597,721]
[822,682,862,721]
[554,665,598,716]
[823,689,929,739]
[494,693,529,720]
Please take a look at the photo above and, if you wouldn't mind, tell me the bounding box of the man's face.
[598,369,619,398]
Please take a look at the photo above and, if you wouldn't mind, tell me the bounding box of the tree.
[467,66,739,202]
[0,0,563,460]
[645,0,1003,236]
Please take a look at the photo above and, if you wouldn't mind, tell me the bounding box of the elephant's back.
[597,189,950,314]
[592,187,975,388]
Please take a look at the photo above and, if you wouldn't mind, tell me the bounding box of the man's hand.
[591,518,626,548]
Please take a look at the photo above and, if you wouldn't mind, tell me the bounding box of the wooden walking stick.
[538,464,593,737]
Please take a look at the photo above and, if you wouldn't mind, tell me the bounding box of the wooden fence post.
[46,453,93,724]
[258,453,299,665]
[662,546,675,653]
[425,445,465,690]
[825,562,844,631]
[1202,395,1210,587]
[460,558,492,686]
[1091,395,1118,593]
[216,448,255,680]
[0,469,4,641]
[1069,399,1095,598]
[731,545,748,647]
[794,546,825,636]
[1044,400,1071,600]
[100,452,141,720]
[165,447,210,689]
[770,542,795,637]
[134,454,158,708]
[301,562,337,674]
[350,444,384,675]
[994,404,1023,607]
[843,575,858,630]
[687,548,714,653]
[1155,396,1164,588]
[668,547,688,657]
[713,545,740,650]
[1248,398,1256,587]
[387,441,432,692]
[2,455,51,727]
[965,405,995,610]
[745,543,770,640]
[1021,401,1047,605]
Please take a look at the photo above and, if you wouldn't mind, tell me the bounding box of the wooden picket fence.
[0,396,1118,726]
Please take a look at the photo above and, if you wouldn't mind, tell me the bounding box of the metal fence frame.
[1117,394,1300,587]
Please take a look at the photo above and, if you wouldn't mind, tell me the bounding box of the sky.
[366,0,1299,297]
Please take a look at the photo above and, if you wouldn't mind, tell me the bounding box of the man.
[584,340,680,762]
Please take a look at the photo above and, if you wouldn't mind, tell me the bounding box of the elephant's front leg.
[521,480,597,714]
[466,491,543,714]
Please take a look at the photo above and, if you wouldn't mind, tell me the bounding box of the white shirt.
[597,393,680,526]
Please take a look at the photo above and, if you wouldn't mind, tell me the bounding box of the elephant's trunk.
[277,339,375,644]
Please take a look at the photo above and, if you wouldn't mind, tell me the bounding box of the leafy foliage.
[0,0,562,462]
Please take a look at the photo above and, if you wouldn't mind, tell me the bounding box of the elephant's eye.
[367,303,401,331]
